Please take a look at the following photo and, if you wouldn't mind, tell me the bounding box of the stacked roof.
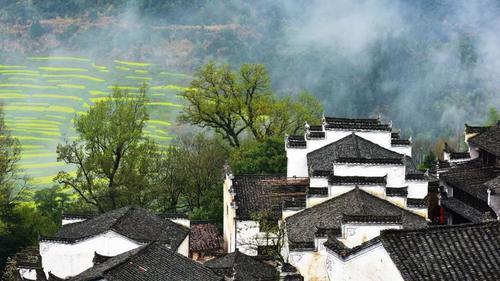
[285,188,427,248]
[468,124,500,157]
[440,160,500,203]
[41,206,189,250]
[204,250,278,281]
[307,133,404,172]
[68,242,222,281]
[381,221,500,281]
[231,175,308,220]
[323,117,391,131]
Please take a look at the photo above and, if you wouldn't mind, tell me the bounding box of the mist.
[1,0,500,139]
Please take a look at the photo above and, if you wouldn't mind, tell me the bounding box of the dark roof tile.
[381,221,500,281]
[43,207,189,250]
[307,134,404,172]
[232,175,308,220]
[440,162,500,202]
[468,125,500,156]
[285,188,427,244]
[69,242,222,281]
[204,250,278,281]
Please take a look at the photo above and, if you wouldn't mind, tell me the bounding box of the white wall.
[310,176,328,188]
[326,243,404,281]
[18,268,37,280]
[40,230,142,278]
[334,164,405,187]
[287,148,310,177]
[406,180,428,199]
[61,218,87,225]
[469,145,480,159]
[177,235,189,257]
[329,184,386,199]
[326,130,391,150]
[288,250,329,281]
[339,223,402,248]
[286,131,394,178]
[235,220,261,256]
[390,145,411,157]
[223,174,237,252]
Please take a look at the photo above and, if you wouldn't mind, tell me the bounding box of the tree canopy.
[55,88,158,212]
[180,62,323,147]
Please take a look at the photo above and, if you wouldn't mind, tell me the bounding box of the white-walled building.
[324,221,500,281]
[284,188,427,280]
[37,206,190,280]
[223,116,431,280]
[65,242,223,281]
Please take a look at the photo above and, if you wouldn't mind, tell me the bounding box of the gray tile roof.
[42,207,189,250]
[324,236,381,260]
[440,197,491,222]
[232,175,308,220]
[440,161,500,202]
[285,188,427,245]
[69,242,222,281]
[307,133,405,172]
[204,250,278,281]
[328,175,386,185]
[323,116,392,131]
[381,221,500,281]
[468,125,500,157]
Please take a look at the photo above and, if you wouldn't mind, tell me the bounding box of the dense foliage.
[180,63,323,147]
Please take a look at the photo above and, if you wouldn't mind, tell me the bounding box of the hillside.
[0,56,189,186]
[0,0,500,183]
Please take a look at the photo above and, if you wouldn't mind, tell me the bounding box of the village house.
[223,116,431,280]
[65,242,223,281]
[438,122,500,224]
[324,221,500,281]
[34,206,190,280]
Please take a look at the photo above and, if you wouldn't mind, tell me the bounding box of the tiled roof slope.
[44,207,189,249]
[189,221,223,252]
[468,125,500,156]
[232,175,308,220]
[204,250,278,281]
[69,242,222,281]
[381,221,500,281]
[440,160,500,202]
[307,133,404,172]
[285,188,427,245]
[323,116,391,131]
[440,197,489,222]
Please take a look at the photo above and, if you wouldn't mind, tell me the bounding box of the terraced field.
[0,56,191,187]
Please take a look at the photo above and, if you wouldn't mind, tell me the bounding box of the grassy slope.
[0,56,191,187]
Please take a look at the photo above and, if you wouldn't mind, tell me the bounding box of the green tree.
[418,151,437,171]
[0,106,26,272]
[180,62,323,147]
[150,145,186,213]
[485,107,500,126]
[175,134,228,211]
[55,88,159,212]
[230,137,287,174]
